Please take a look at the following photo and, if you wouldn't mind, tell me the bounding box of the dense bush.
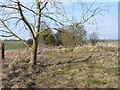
[44,34,56,45]
[40,30,56,45]
[56,24,87,47]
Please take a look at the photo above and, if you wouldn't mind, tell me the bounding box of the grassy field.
[3,40,118,50]
[99,41,118,47]
[4,41,21,50]
[2,45,119,88]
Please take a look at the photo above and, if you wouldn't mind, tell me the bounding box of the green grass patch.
[104,67,119,76]
[86,78,105,86]
[21,63,29,69]
[21,72,30,78]
[4,41,21,50]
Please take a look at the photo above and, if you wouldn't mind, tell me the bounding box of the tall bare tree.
[0,0,108,66]
[0,0,67,66]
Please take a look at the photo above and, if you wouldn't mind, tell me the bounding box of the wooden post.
[0,41,5,60]
[2,42,5,59]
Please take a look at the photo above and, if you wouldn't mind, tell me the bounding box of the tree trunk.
[29,0,40,66]
[30,39,38,66]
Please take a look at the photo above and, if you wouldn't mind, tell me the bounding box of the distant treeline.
[3,39,118,42]
[98,39,118,42]
[4,39,21,42]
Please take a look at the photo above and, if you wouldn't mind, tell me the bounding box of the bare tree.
[0,0,67,66]
[0,0,108,66]
[79,1,109,25]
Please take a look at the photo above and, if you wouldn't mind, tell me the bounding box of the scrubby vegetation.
[2,45,119,88]
[89,32,99,45]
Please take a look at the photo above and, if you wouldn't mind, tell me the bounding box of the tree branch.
[0,19,30,48]
[0,4,18,10]
[41,2,48,11]
[2,17,20,22]
[0,34,13,37]
[41,13,64,26]
[0,30,11,34]
[19,3,36,14]
[17,0,35,39]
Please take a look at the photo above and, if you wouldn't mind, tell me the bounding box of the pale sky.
[63,2,118,40]
[0,1,119,40]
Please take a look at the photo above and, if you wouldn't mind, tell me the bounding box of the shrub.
[45,35,56,45]
[89,32,99,45]
[40,31,56,45]
[56,24,87,47]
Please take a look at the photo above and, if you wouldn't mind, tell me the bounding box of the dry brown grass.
[1,45,119,88]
